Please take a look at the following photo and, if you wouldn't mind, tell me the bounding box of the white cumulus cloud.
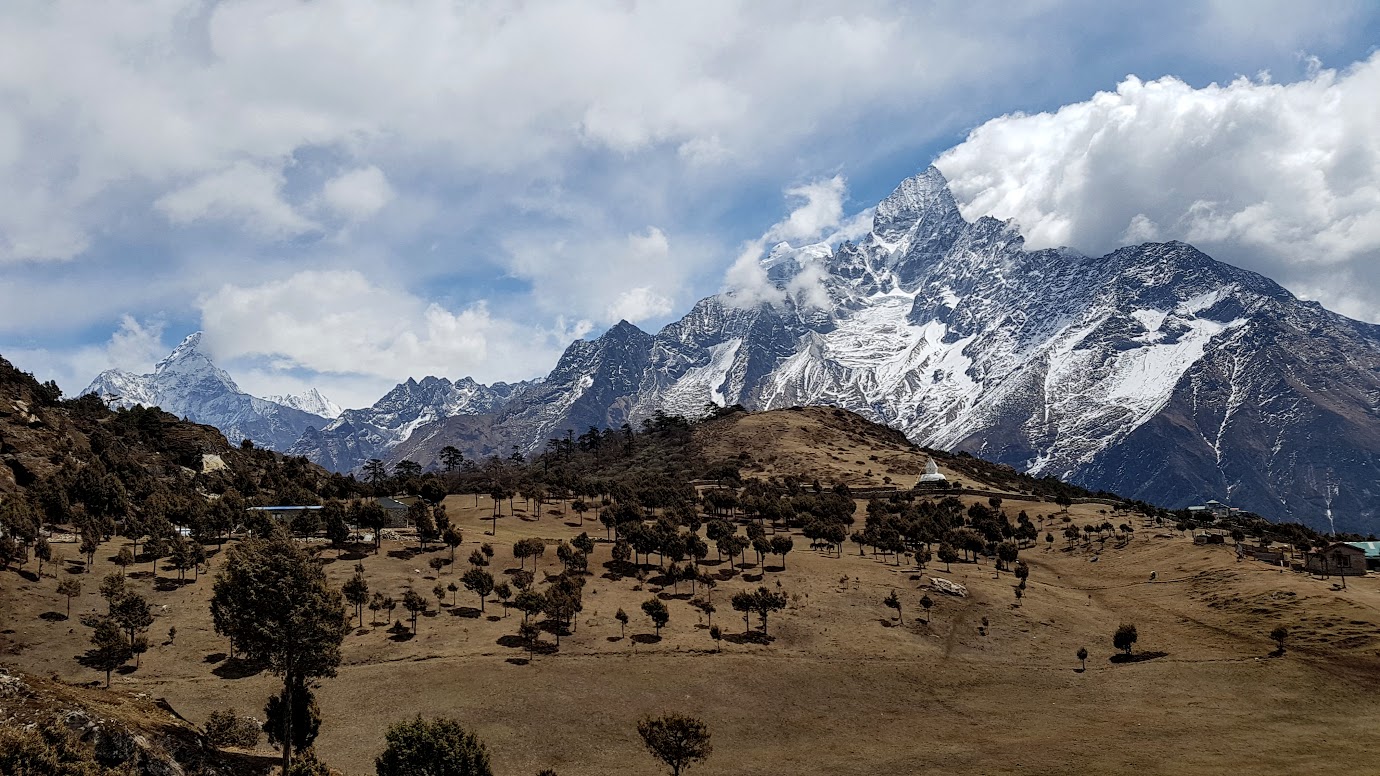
[724,175,859,306]
[936,53,1380,320]
[156,162,318,237]
[606,287,674,323]
[503,225,686,325]
[320,166,394,221]
[197,270,576,407]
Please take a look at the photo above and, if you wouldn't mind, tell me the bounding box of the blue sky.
[2,1,1379,409]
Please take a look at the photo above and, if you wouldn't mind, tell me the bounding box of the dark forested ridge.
[0,354,358,518]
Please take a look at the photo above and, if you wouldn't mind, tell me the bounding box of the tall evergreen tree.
[211,536,349,772]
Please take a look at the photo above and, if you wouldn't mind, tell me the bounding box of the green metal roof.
[1343,541,1380,558]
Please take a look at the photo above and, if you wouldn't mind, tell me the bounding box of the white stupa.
[917,456,949,487]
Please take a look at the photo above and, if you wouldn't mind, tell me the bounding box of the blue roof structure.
[1344,541,1380,559]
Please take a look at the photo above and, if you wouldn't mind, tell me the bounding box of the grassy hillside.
[3,396,1378,774]
[5,488,1379,774]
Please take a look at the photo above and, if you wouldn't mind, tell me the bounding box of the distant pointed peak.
[170,331,204,356]
[918,164,948,184]
[869,166,964,247]
[878,165,957,210]
[607,319,646,336]
[155,331,210,370]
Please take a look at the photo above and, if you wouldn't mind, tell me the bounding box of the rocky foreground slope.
[0,666,274,775]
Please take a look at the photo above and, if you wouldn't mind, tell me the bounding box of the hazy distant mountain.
[287,375,532,472]
[264,388,343,420]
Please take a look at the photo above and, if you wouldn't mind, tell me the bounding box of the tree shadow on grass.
[725,631,774,645]
[211,657,264,679]
[487,615,502,623]
[630,633,662,645]
[390,631,416,642]
[203,652,226,664]
[387,548,423,561]
[450,607,481,619]
[496,634,558,654]
[1109,650,1167,664]
[763,565,785,573]
[537,620,568,638]
[656,591,693,601]
[505,657,530,666]
[39,611,67,622]
[606,635,624,643]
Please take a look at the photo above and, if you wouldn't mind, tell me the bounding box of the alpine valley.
[85,168,1380,533]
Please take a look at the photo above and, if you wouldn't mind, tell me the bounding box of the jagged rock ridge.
[286,375,532,471]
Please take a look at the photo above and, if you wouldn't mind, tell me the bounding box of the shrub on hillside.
[204,708,262,748]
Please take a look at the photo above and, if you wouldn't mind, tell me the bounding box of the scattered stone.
[928,578,968,597]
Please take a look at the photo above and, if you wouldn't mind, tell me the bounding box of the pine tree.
[211,536,349,772]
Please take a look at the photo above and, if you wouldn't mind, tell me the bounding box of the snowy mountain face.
[287,375,530,472]
[82,333,336,451]
[393,167,1380,533]
[264,389,342,419]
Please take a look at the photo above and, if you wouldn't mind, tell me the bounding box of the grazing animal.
[413,568,422,575]
[1149,571,1158,582]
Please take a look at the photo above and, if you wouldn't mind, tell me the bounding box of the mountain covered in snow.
[82,333,337,451]
[286,375,532,472]
[264,389,342,420]
[390,167,1380,533]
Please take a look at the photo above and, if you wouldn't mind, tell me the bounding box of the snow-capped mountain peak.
[83,335,336,450]
[265,388,343,419]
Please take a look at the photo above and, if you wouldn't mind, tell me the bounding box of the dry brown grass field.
[5,418,1380,775]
